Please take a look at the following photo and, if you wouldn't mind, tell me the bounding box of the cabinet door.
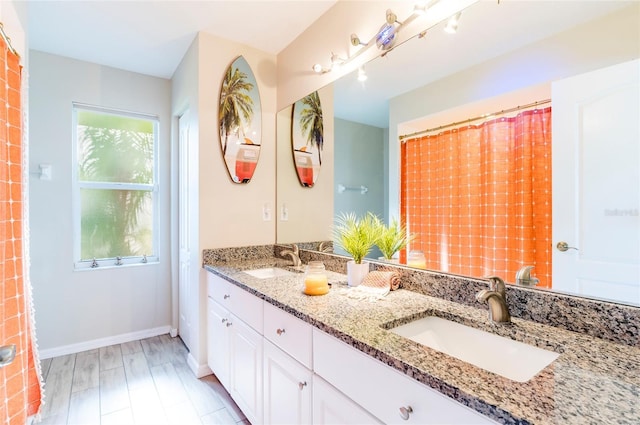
[229,315,263,425]
[207,298,230,387]
[263,340,312,425]
[313,375,382,425]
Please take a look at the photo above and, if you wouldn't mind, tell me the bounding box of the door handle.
[0,345,16,368]
[556,241,579,252]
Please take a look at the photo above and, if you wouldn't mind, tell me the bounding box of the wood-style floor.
[37,334,248,425]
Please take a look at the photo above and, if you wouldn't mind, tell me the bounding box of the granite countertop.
[204,258,640,425]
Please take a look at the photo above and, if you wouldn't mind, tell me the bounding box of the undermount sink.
[243,267,296,279]
[389,316,560,382]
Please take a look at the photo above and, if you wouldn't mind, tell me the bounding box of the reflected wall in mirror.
[219,55,262,183]
[275,1,640,306]
[291,91,324,187]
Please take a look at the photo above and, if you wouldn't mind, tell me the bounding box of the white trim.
[187,352,212,378]
[38,325,171,359]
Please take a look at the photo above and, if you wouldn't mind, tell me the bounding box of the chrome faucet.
[476,276,511,323]
[318,241,333,253]
[280,244,302,267]
[516,265,540,286]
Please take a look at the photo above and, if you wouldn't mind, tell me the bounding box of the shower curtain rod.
[0,22,18,56]
[399,98,551,141]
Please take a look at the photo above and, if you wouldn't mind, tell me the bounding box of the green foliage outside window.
[77,109,156,261]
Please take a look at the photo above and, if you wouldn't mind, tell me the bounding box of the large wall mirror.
[276,1,640,306]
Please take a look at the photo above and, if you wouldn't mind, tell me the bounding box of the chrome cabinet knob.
[298,381,307,390]
[226,321,232,327]
[276,328,286,336]
[221,318,227,324]
[399,406,413,421]
[223,294,230,299]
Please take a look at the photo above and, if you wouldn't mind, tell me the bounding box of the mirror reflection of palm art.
[219,56,262,183]
[291,91,323,187]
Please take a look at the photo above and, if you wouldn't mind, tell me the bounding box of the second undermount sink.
[389,316,560,382]
[243,267,296,279]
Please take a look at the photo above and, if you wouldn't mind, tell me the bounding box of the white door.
[552,59,640,305]
[178,112,193,349]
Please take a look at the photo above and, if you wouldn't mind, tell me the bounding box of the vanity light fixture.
[311,0,445,74]
[357,66,368,82]
[444,12,462,34]
[350,33,366,47]
[312,63,330,74]
[330,52,346,68]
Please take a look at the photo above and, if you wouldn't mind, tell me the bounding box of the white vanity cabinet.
[207,298,230,387]
[262,302,314,424]
[313,329,497,425]
[206,270,497,425]
[313,375,383,425]
[206,273,263,424]
[263,340,312,424]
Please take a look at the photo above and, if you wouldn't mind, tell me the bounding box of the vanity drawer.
[313,329,496,425]
[263,302,312,369]
[207,272,233,306]
[230,283,263,333]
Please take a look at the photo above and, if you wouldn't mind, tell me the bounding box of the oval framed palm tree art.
[291,91,323,188]
[219,56,262,184]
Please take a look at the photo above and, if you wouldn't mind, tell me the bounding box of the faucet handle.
[485,276,506,296]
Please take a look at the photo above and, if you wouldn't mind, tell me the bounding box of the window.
[73,104,159,269]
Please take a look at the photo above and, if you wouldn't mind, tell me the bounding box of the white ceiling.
[26,0,637,127]
[27,0,337,79]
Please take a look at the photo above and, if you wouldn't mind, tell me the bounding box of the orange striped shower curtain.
[0,37,43,423]
[401,107,552,288]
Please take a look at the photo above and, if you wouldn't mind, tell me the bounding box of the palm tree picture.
[291,91,324,187]
[219,56,262,183]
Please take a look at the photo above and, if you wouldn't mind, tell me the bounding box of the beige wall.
[29,52,173,354]
[171,32,277,371]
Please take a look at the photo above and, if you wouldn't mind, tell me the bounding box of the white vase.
[347,260,370,287]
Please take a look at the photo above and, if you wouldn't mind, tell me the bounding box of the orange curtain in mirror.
[0,38,43,423]
[400,107,552,288]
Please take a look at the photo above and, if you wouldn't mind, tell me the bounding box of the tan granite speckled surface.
[204,256,640,425]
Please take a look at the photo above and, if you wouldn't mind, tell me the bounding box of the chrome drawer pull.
[221,318,227,324]
[223,294,231,299]
[226,321,233,327]
[399,406,413,421]
[276,328,286,336]
[298,381,307,390]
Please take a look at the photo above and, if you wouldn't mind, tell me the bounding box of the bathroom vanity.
[203,248,640,424]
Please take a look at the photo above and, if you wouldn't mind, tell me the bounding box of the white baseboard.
[38,325,172,359]
[187,352,212,378]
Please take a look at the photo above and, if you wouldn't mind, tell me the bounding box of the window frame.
[72,102,160,270]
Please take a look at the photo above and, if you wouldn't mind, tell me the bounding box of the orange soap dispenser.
[303,261,329,295]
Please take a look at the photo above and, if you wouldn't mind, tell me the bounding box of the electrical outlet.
[281,204,289,221]
[262,203,271,221]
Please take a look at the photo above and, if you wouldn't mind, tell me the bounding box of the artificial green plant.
[374,217,415,260]
[333,212,381,264]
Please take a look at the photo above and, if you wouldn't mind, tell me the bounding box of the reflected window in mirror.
[291,91,323,187]
[219,55,262,184]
